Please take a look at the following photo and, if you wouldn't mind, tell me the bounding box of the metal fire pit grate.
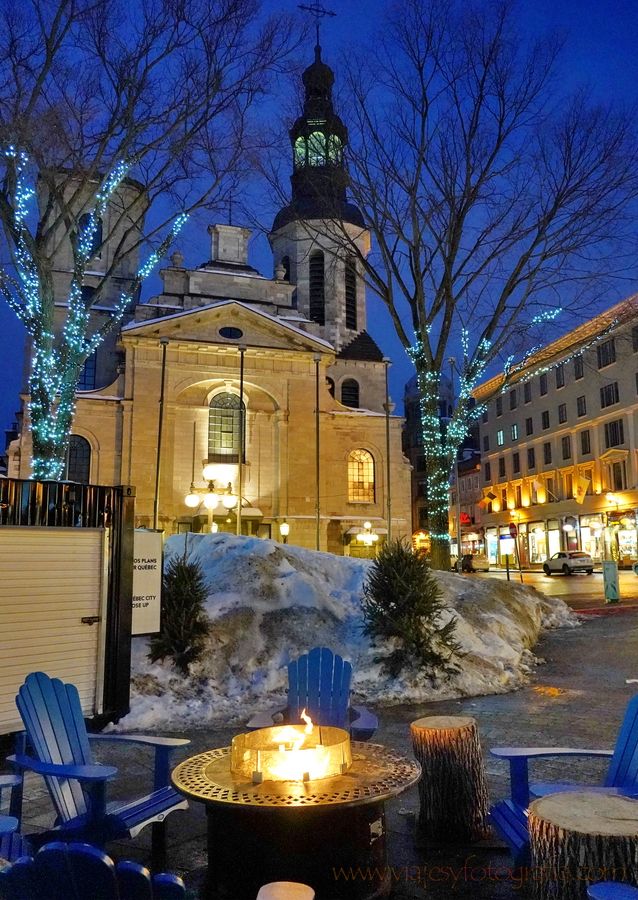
[172,742,420,808]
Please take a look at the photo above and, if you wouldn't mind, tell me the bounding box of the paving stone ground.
[7,609,638,899]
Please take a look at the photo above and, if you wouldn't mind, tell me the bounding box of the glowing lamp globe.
[202,463,217,481]
[185,492,200,508]
[204,491,219,510]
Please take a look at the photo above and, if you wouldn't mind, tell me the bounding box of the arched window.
[294,136,306,168]
[66,435,91,484]
[208,392,245,463]
[344,256,357,330]
[77,351,97,391]
[281,256,290,282]
[307,131,326,166]
[309,251,325,325]
[78,213,103,259]
[327,134,343,164]
[341,378,359,408]
[348,449,375,503]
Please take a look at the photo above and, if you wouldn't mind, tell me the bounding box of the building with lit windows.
[7,45,412,554]
[474,295,638,567]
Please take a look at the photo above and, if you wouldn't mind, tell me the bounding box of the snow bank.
[120,533,577,731]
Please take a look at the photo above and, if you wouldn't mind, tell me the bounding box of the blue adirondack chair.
[0,841,186,899]
[7,673,190,862]
[491,694,638,808]
[247,647,378,741]
[588,884,638,899]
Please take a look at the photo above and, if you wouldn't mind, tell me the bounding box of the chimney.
[208,224,251,266]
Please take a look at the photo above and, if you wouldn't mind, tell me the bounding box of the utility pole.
[383,358,392,544]
[314,354,322,550]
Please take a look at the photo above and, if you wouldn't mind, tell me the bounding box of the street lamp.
[279,520,290,544]
[358,521,379,547]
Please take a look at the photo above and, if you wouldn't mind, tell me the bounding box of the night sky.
[1,0,637,436]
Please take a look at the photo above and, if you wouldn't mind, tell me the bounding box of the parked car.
[455,553,490,573]
[543,551,594,576]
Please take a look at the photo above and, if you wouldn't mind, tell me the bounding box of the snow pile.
[121,533,577,731]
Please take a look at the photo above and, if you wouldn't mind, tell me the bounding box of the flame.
[301,708,313,735]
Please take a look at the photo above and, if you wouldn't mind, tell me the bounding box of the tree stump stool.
[529,792,638,900]
[410,716,489,842]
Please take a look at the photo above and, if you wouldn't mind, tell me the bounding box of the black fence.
[0,478,136,725]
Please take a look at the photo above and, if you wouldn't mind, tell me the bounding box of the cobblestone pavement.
[8,609,638,899]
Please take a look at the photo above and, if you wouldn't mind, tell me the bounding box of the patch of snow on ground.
[118,533,578,731]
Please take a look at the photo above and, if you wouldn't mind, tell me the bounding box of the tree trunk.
[529,792,638,900]
[410,716,489,842]
[29,344,76,481]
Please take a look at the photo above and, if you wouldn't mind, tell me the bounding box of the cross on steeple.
[298,2,336,49]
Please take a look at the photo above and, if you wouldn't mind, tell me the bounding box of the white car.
[543,551,594,576]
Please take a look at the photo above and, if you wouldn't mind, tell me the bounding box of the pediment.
[122,301,333,354]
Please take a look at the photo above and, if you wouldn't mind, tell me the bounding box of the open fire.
[231,710,352,783]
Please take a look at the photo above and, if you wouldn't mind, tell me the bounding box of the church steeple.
[272,44,364,231]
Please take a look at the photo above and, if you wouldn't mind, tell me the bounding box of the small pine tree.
[148,553,209,675]
[362,539,461,678]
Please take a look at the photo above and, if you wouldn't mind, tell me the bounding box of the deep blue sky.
[2,0,638,436]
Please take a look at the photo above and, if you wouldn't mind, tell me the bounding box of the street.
[469,567,638,606]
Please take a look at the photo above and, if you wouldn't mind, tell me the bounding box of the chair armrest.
[246,709,285,730]
[491,747,613,760]
[89,734,190,749]
[349,706,378,741]
[8,754,117,783]
[0,775,22,791]
[490,747,612,808]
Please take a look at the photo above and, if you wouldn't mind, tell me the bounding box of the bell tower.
[270,40,370,350]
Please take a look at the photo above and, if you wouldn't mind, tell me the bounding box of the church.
[8,45,412,555]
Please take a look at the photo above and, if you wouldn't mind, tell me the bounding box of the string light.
[1,149,187,479]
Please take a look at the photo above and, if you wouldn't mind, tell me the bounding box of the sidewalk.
[8,610,638,898]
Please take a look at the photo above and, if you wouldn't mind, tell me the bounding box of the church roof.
[337,330,385,362]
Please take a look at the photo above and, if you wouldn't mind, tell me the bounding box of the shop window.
[309,251,325,324]
[555,364,565,389]
[605,419,625,449]
[347,449,375,503]
[208,392,245,463]
[527,447,536,469]
[574,356,584,379]
[66,435,91,484]
[580,430,591,455]
[524,382,532,403]
[561,435,572,460]
[558,403,567,424]
[576,395,586,417]
[509,390,517,410]
[542,410,550,429]
[525,417,533,435]
[597,338,616,369]
[496,397,502,417]
[341,379,360,408]
[344,257,357,330]
[543,441,552,465]
[600,382,619,409]
[539,373,548,395]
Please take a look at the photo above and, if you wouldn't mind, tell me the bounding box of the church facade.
[8,46,412,554]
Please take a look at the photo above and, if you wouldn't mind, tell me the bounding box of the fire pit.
[172,722,420,900]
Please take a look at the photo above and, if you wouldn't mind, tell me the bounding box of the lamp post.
[313,353,321,551]
[236,345,246,537]
[383,357,392,544]
[153,337,169,531]
[448,357,462,565]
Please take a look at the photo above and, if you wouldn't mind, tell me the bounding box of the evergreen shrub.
[148,552,209,674]
[362,538,461,677]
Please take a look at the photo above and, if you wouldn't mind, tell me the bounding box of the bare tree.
[0,0,298,479]
[311,0,638,568]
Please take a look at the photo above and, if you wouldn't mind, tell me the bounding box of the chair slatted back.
[287,648,352,728]
[16,673,93,823]
[0,841,186,900]
[605,695,638,790]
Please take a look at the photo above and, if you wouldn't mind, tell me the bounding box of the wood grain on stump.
[410,716,489,842]
[529,792,638,900]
